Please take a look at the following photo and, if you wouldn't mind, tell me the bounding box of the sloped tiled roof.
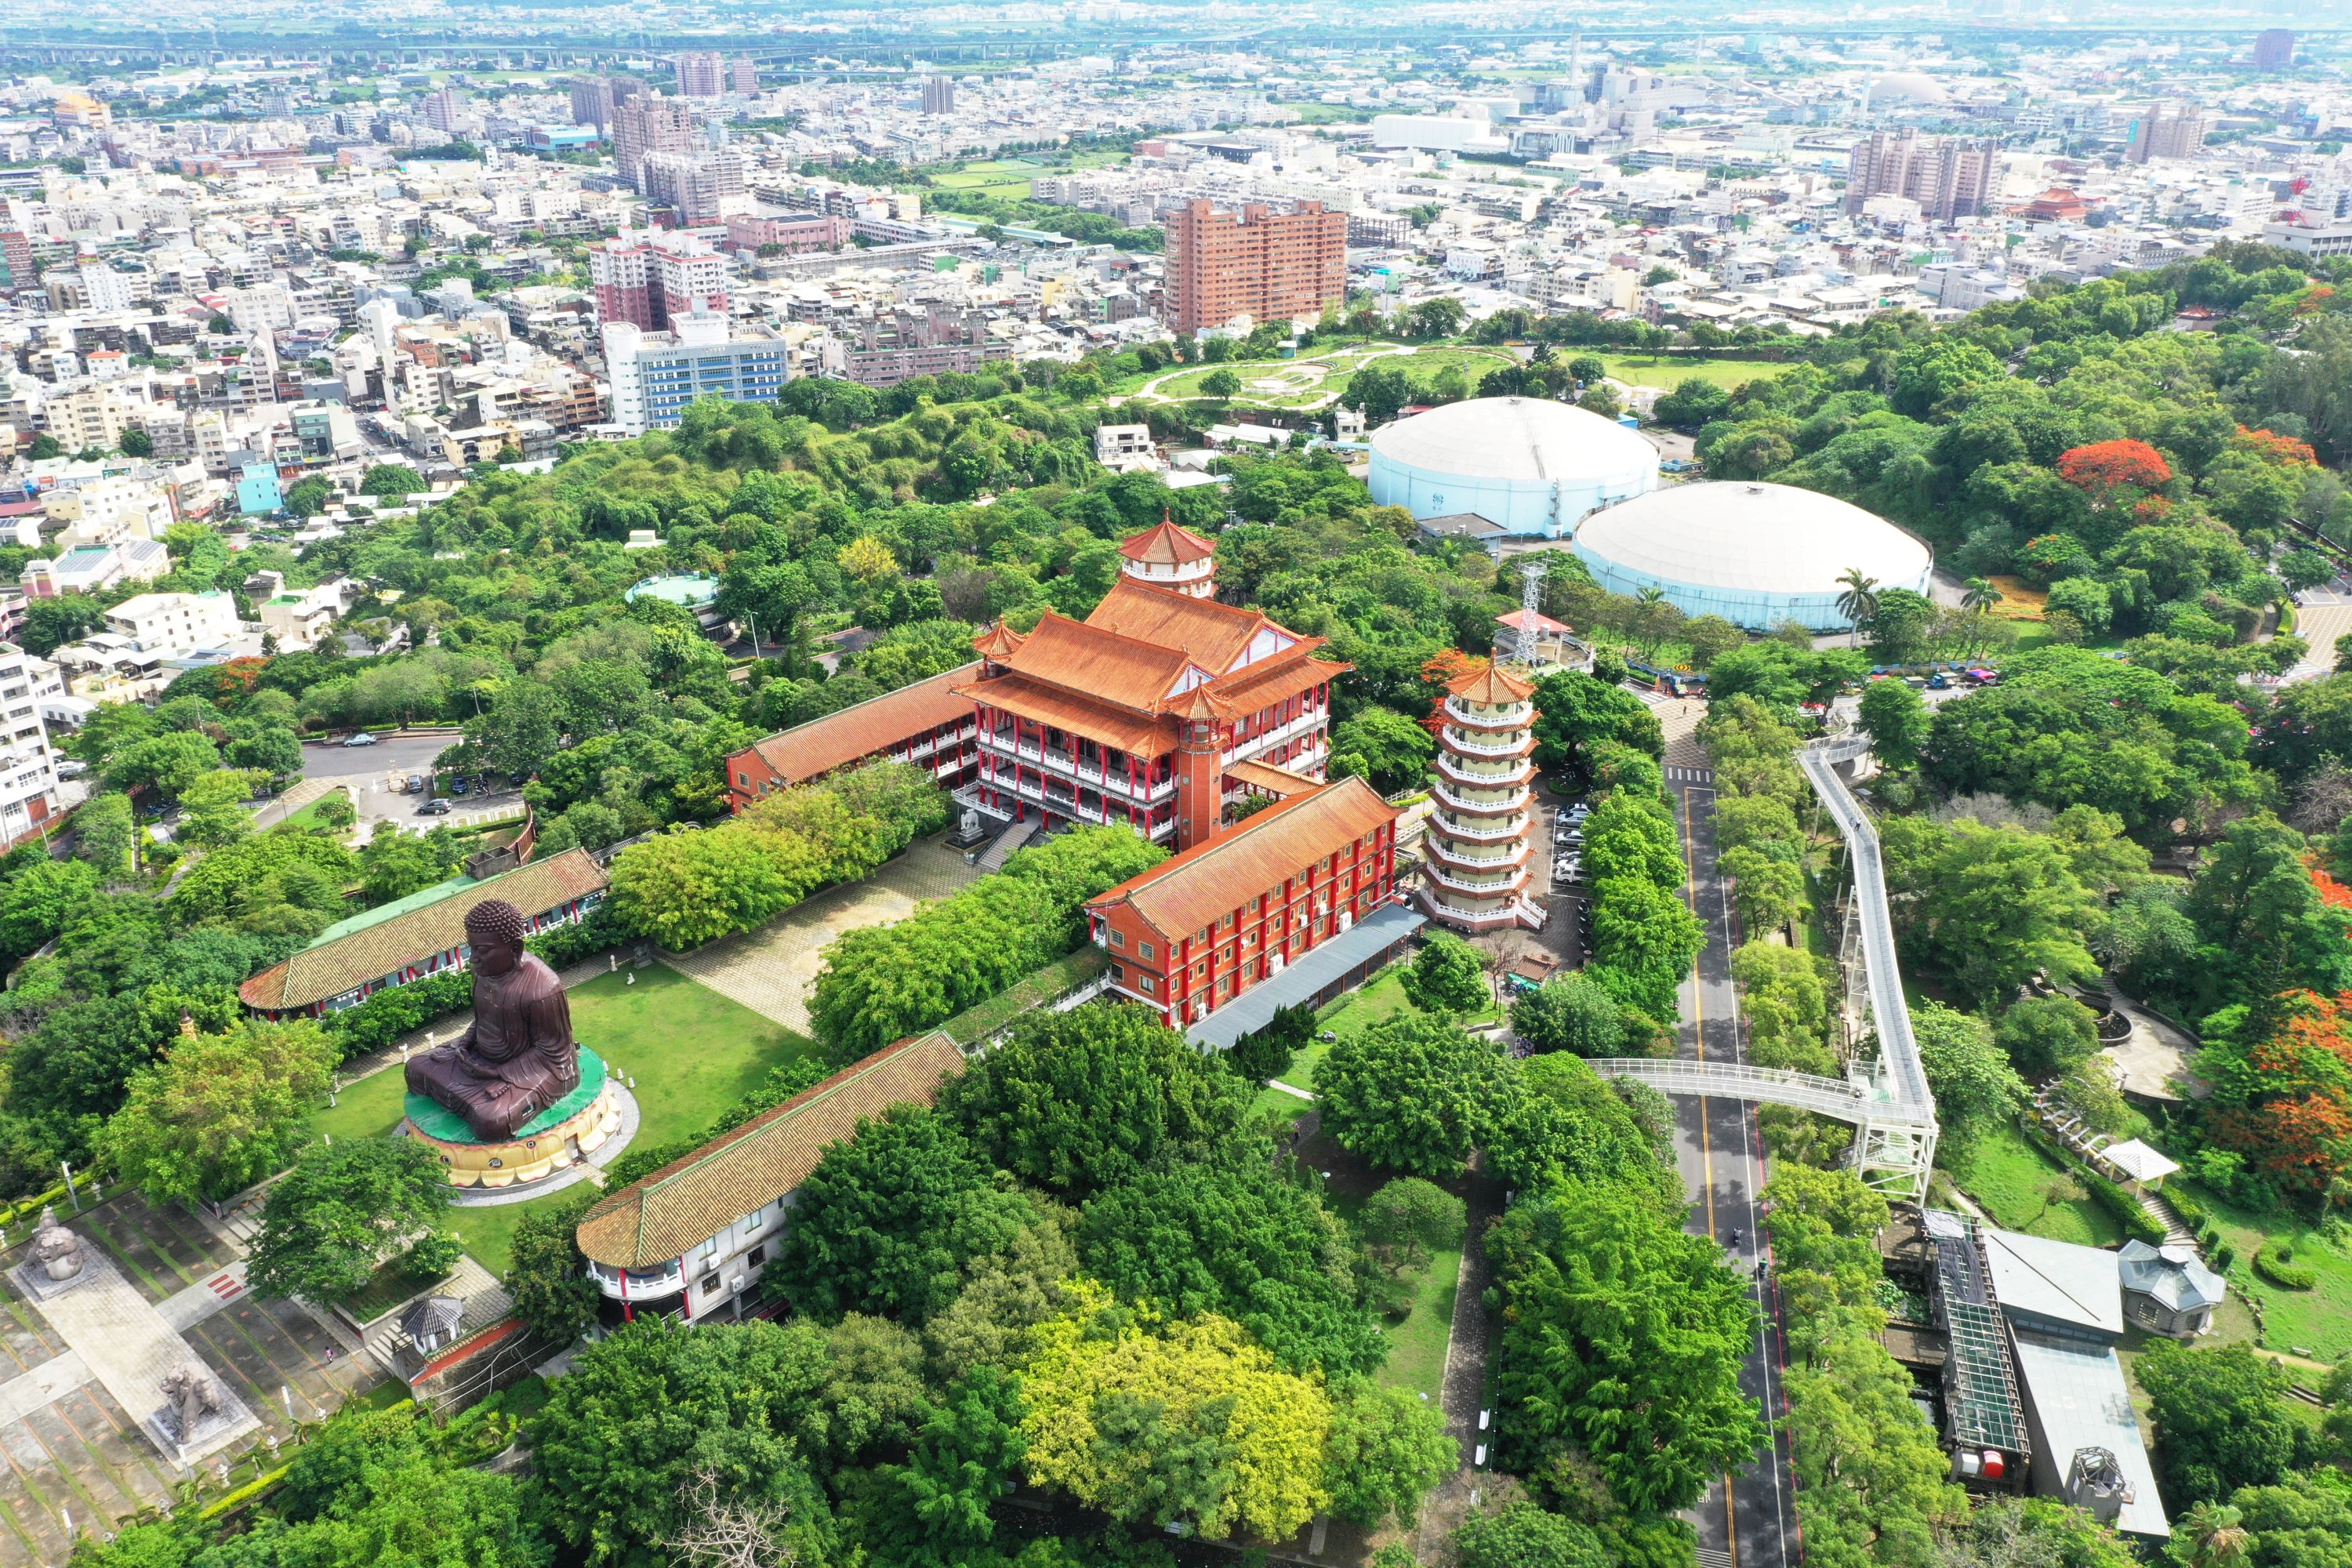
[1084,577,1275,673]
[972,622,1027,660]
[953,670,1178,755]
[1214,648,1348,713]
[575,1033,964,1269]
[735,662,978,786]
[1087,777,1396,940]
[238,848,609,1013]
[1223,759,1317,799]
[1000,611,1200,713]
[1117,515,1215,566]
[1450,662,1534,703]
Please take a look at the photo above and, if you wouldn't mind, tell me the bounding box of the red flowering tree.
[1418,649,1490,731]
[2205,988,2352,1193]
[2231,426,2319,469]
[2056,439,2173,507]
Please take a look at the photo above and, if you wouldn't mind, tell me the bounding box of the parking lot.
[298,732,521,833]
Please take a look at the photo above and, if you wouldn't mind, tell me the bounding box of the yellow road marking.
[1682,788,1740,1568]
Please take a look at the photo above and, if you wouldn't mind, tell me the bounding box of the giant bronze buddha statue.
[405,898,580,1142]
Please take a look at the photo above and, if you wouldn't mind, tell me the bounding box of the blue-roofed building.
[237,462,285,517]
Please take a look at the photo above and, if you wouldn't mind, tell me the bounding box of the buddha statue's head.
[465,898,530,977]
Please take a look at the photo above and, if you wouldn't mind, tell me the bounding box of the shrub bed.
[2253,1240,2317,1290]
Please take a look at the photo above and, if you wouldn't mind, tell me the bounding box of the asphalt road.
[1673,779,1802,1568]
[299,731,456,782]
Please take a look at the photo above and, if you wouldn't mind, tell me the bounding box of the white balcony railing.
[1421,862,1528,897]
[1443,697,1534,728]
[1443,726,1531,758]
[982,769,1174,840]
[1436,750,1532,787]
[1430,813,1526,840]
[978,731,1174,803]
[1430,779,1531,815]
[1424,834,1528,869]
[1417,886,1543,930]
[1225,709,1323,764]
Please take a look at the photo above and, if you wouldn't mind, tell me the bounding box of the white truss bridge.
[1587,734,1940,1200]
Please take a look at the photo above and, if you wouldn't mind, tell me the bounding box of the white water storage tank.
[1570,481,1934,631]
[1367,396,1659,539]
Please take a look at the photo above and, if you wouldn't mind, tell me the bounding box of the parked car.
[406,774,426,794]
[451,776,470,797]
[416,798,452,816]
[342,732,377,747]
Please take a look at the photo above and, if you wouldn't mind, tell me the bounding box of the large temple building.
[723,514,1428,1044]
[953,517,1345,849]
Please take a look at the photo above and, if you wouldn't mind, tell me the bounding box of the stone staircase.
[975,815,1040,873]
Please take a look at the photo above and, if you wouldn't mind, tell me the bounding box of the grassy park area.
[2175,1181,2352,1363]
[1595,352,1791,391]
[312,965,819,1275]
[1943,1119,2125,1249]
[928,149,1128,201]
[1138,342,1516,412]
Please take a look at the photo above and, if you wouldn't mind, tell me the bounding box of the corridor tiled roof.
[1087,777,1395,939]
[738,662,978,786]
[576,1033,964,1270]
[238,848,608,1013]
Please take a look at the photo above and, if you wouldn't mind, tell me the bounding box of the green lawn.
[1598,353,1791,392]
[311,966,819,1276]
[1145,343,1516,411]
[1944,1119,2125,1248]
[1252,966,1500,1121]
[2172,1180,2352,1363]
[1374,1241,1461,1403]
[1323,1163,1467,1406]
[274,793,352,834]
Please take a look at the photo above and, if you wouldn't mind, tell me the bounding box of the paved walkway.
[0,1193,383,1562]
[15,1250,260,1468]
[659,837,982,1033]
[2285,591,2352,683]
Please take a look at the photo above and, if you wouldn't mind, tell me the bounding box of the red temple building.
[953,519,1345,850]
[722,514,1428,1043]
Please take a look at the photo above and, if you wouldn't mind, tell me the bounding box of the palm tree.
[1834,568,1880,630]
[1961,577,1999,614]
[2180,1502,2250,1568]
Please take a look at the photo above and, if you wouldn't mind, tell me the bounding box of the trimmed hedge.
[2164,1185,2209,1227]
[2017,1120,2169,1247]
[2252,1240,2317,1290]
[2082,1167,2170,1247]
[2209,1241,2236,1273]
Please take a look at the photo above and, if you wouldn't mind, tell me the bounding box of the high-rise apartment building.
[588,231,732,332]
[2127,102,2207,164]
[676,53,757,97]
[612,96,701,191]
[0,233,31,296]
[641,148,746,225]
[2254,29,2296,72]
[602,318,787,436]
[568,74,642,133]
[421,88,463,136]
[921,75,956,115]
[1163,199,1347,335]
[1842,131,1998,220]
